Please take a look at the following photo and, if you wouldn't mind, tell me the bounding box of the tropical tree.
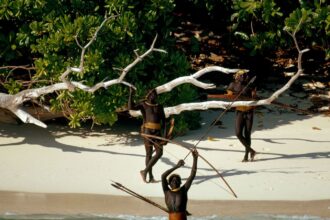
[0,0,321,135]
[0,0,200,132]
[174,0,329,59]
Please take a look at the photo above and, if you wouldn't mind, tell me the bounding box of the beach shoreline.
[1,107,330,218]
[1,191,329,218]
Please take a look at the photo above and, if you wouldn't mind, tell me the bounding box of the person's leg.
[245,111,256,161]
[140,137,153,183]
[144,139,163,182]
[235,111,249,162]
[144,139,153,166]
[148,167,154,183]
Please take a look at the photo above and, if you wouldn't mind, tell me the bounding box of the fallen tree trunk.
[129,22,309,118]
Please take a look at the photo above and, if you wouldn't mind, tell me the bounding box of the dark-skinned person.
[128,87,167,183]
[161,148,198,220]
[227,70,257,162]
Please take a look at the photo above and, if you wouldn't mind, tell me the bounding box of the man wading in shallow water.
[227,70,257,162]
[161,149,198,220]
[128,88,167,183]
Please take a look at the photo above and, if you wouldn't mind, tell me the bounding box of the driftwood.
[0,15,308,127]
[0,15,166,128]
[130,20,309,118]
[155,66,242,94]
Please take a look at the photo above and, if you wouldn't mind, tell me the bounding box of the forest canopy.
[0,0,328,132]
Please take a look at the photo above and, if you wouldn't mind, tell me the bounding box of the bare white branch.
[118,35,167,82]
[155,66,243,94]
[13,107,47,128]
[0,65,36,71]
[60,15,117,88]
[0,16,163,127]
[1,16,308,129]
[130,23,308,118]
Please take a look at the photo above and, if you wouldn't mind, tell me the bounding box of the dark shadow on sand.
[0,122,143,158]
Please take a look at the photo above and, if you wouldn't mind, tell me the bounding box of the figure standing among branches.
[161,149,198,220]
[128,88,167,183]
[227,70,257,162]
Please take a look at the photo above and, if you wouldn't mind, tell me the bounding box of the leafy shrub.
[174,0,329,59]
[0,0,201,133]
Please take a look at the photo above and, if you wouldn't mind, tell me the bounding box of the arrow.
[141,133,238,198]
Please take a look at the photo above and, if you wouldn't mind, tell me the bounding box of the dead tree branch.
[0,16,166,128]
[155,66,242,94]
[0,65,36,71]
[130,20,308,118]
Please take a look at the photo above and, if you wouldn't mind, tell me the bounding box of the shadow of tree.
[1,105,328,182]
[175,110,330,159]
[256,151,330,162]
[0,122,143,158]
[191,165,318,192]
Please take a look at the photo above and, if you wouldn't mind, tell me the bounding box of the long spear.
[111,181,169,213]
[141,133,238,198]
[183,75,257,161]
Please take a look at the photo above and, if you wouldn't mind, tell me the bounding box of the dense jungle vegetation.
[0,0,329,133]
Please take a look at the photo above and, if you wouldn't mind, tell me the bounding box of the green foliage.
[180,1,328,58]
[175,1,328,59]
[3,78,22,94]
[231,0,284,55]
[170,84,201,134]
[284,3,330,59]
[126,50,201,132]
[2,0,328,133]
[230,0,329,57]
[0,0,198,132]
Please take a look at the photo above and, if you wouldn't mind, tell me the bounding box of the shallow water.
[0,214,328,220]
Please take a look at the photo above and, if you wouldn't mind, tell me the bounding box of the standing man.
[128,88,167,183]
[227,70,257,162]
[161,149,198,220]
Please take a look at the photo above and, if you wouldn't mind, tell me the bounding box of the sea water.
[0,214,328,220]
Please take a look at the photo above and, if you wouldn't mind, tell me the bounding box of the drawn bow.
[141,133,238,198]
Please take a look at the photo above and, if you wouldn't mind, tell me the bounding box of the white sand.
[0,107,330,217]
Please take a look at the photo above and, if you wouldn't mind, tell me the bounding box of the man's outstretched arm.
[184,149,198,191]
[128,87,139,110]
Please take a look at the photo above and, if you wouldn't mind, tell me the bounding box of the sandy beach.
[0,104,330,218]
